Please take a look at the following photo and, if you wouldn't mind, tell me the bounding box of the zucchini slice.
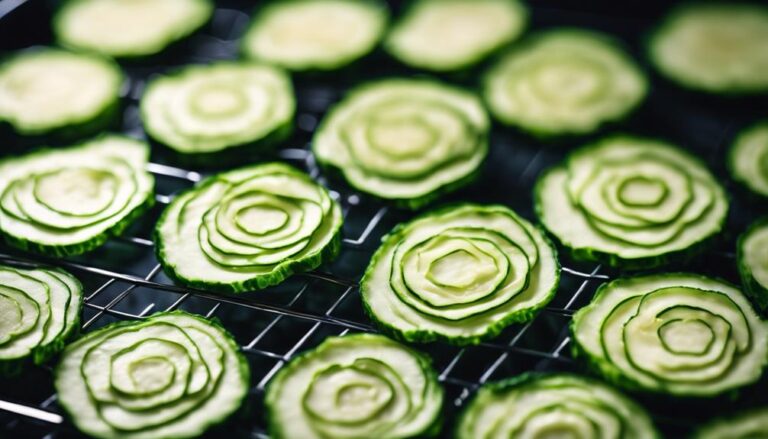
[535,135,728,269]
[155,162,342,293]
[313,79,489,209]
[265,333,443,438]
[694,407,768,439]
[361,204,559,345]
[483,29,647,137]
[571,273,768,397]
[55,311,249,439]
[54,0,213,59]
[729,121,768,197]
[648,3,768,94]
[457,373,659,439]
[241,0,388,71]
[0,135,154,256]
[385,0,527,72]
[0,265,82,376]
[0,48,122,138]
[738,218,768,314]
[141,62,294,160]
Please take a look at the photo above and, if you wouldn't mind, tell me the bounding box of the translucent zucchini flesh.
[385,0,527,71]
[156,162,342,293]
[242,0,388,71]
[0,135,154,256]
[738,219,768,314]
[0,265,82,376]
[649,3,768,94]
[483,29,647,137]
[535,135,727,268]
[141,62,294,157]
[361,204,559,345]
[265,334,443,438]
[0,48,122,137]
[55,311,249,439]
[54,0,213,58]
[571,273,768,397]
[313,79,489,209]
[457,374,659,439]
[729,121,768,197]
[694,407,768,439]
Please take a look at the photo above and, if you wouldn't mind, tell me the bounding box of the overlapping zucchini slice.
[0,135,154,256]
[156,162,342,293]
[54,0,213,59]
[729,121,768,197]
[242,0,388,71]
[571,273,768,397]
[457,373,659,439]
[141,62,294,161]
[694,407,768,439]
[55,311,249,439]
[265,334,443,438]
[648,3,768,94]
[535,135,728,268]
[385,0,527,72]
[738,218,768,315]
[0,48,122,138]
[361,204,559,345]
[313,79,489,209]
[483,29,647,137]
[0,265,82,376]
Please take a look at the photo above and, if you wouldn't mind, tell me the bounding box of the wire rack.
[1,1,767,438]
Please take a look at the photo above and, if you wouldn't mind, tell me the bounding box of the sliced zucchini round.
[571,273,768,397]
[55,311,249,439]
[0,48,122,138]
[141,62,294,158]
[648,3,768,94]
[694,407,768,439]
[385,0,527,72]
[0,135,154,256]
[241,0,388,71]
[483,29,647,137]
[361,204,559,345]
[729,121,768,197]
[535,135,728,269]
[54,0,213,59]
[313,79,489,209]
[457,373,659,439]
[265,333,443,438]
[156,162,342,293]
[738,218,768,315]
[0,265,82,376]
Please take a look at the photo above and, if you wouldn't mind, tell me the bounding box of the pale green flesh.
[573,274,768,396]
[742,222,768,289]
[55,312,248,439]
[242,0,387,71]
[694,407,768,439]
[730,122,768,197]
[265,334,442,439]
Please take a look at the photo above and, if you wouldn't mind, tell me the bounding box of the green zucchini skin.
[728,120,768,198]
[456,373,660,439]
[693,406,768,439]
[737,218,768,315]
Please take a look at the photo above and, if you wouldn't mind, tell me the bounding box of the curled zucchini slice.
[649,3,768,94]
[457,373,659,439]
[483,29,647,137]
[55,311,249,439]
[141,62,294,160]
[729,121,768,197]
[0,265,82,376]
[54,0,213,58]
[571,273,768,397]
[0,135,154,256]
[242,0,388,71]
[385,0,527,72]
[0,48,122,138]
[535,135,727,269]
[265,333,443,438]
[156,162,342,293]
[313,79,489,209]
[738,218,768,314]
[361,204,559,345]
[694,407,768,439]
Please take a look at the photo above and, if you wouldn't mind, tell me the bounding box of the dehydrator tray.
[0,0,766,437]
